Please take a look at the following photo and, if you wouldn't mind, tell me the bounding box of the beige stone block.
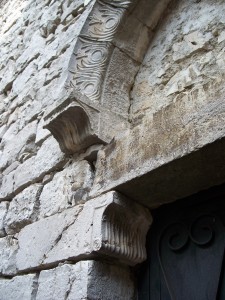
[4,184,42,235]
[0,236,18,276]
[39,160,94,218]
[36,261,135,300]
[0,136,66,200]
[0,274,38,300]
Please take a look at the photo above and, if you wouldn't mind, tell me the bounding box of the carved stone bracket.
[44,91,128,154]
[91,191,152,265]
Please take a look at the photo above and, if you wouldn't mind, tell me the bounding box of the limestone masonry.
[0,0,225,299]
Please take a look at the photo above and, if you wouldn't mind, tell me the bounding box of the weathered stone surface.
[86,261,135,300]
[36,261,136,300]
[16,205,83,272]
[36,261,135,300]
[101,47,139,117]
[0,202,8,237]
[131,0,225,120]
[36,263,89,300]
[1,0,225,297]
[39,160,94,218]
[91,93,225,207]
[35,117,51,146]
[0,136,66,200]
[4,184,42,235]
[0,274,38,300]
[16,191,151,272]
[0,120,37,171]
[0,236,18,276]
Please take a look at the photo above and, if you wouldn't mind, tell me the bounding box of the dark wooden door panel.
[138,185,225,300]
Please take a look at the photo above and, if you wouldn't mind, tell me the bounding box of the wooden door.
[138,185,225,300]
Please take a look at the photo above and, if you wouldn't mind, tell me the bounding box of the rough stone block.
[16,205,83,272]
[91,93,225,207]
[36,263,88,300]
[0,136,66,200]
[86,261,135,300]
[0,202,8,237]
[39,160,94,218]
[0,236,18,276]
[0,120,38,171]
[0,274,38,300]
[4,184,43,235]
[36,261,135,300]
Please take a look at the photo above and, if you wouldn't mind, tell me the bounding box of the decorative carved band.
[67,0,137,103]
[68,37,112,102]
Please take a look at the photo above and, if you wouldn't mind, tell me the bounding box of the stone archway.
[44,0,172,154]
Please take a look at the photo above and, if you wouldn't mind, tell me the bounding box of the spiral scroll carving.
[190,215,215,246]
[159,215,216,253]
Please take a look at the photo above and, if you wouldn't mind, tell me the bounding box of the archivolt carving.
[68,37,112,102]
[84,2,128,41]
[67,0,137,103]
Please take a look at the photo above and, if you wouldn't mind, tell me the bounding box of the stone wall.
[0,0,141,298]
[131,0,225,121]
[0,0,225,299]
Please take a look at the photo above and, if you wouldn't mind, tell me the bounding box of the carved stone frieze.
[67,0,137,103]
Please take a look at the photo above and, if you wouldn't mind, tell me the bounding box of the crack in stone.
[40,206,84,265]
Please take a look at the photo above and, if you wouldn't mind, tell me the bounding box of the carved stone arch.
[44,0,171,154]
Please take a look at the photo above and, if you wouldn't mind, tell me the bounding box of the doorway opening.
[137,183,225,300]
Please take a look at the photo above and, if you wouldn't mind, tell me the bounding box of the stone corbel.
[92,191,152,265]
[43,92,128,154]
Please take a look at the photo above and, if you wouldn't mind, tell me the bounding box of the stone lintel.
[91,93,225,208]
